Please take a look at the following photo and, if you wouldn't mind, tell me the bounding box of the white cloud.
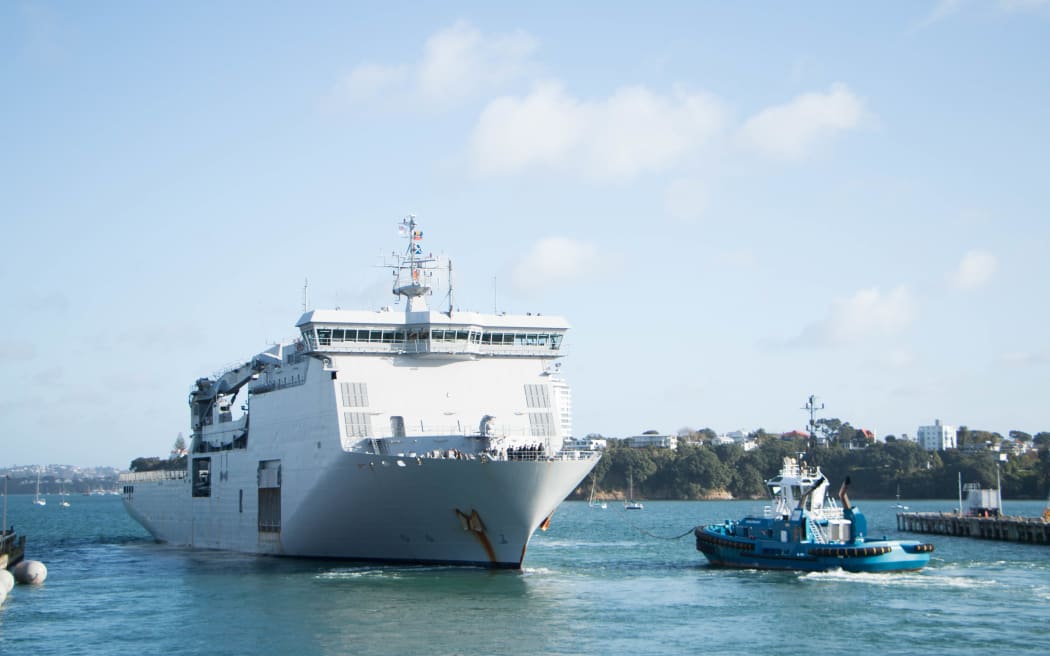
[1002,350,1049,366]
[0,341,38,364]
[949,250,997,290]
[331,62,409,107]
[915,0,1048,30]
[664,178,710,222]
[715,248,756,269]
[417,20,537,105]
[738,83,866,161]
[885,348,916,369]
[470,82,726,180]
[509,237,605,297]
[916,0,963,27]
[328,21,537,110]
[1000,0,1050,11]
[790,285,918,348]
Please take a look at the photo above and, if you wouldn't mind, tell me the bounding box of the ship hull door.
[258,459,282,552]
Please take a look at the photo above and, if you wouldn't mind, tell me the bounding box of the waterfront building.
[625,433,678,450]
[917,419,956,451]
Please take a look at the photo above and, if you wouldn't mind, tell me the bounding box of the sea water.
[1,495,1047,655]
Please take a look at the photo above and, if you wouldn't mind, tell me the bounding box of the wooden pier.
[897,511,1050,545]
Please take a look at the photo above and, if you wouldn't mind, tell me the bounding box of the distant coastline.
[570,438,1050,503]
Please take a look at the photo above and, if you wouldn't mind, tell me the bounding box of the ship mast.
[391,215,436,312]
[802,394,824,456]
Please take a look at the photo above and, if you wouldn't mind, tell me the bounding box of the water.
[2,496,1048,655]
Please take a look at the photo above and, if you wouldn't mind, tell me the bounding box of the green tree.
[1009,430,1032,445]
[671,445,730,497]
[130,457,162,472]
[729,462,767,499]
[815,418,842,443]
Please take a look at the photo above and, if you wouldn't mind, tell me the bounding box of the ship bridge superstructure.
[297,215,567,360]
[296,308,567,359]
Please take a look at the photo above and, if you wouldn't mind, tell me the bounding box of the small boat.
[59,486,71,508]
[32,469,46,507]
[694,457,933,572]
[624,472,643,510]
[588,476,607,509]
[894,484,909,510]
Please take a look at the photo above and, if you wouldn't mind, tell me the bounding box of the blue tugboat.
[695,457,934,572]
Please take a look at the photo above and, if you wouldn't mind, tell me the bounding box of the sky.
[2,1,1049,467]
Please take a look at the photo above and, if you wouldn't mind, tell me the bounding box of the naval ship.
[121,217,599,568]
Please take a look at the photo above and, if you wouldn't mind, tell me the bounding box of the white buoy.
[12,560,47,585]
[0,567,15,593]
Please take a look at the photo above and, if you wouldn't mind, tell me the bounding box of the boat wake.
[316,569,408,581]
[800,568,990,590]
[315,564,495,581]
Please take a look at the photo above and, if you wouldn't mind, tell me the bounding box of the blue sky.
[3,1,1048,467]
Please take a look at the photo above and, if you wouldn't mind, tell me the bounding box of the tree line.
[575,434,1050,502]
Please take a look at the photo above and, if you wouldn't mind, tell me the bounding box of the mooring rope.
[617,508,695,540]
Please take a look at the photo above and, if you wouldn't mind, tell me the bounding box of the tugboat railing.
[806,516,828,544]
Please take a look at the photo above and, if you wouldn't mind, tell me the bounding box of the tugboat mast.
[802,394,824,455]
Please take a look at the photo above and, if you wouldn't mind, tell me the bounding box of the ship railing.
[312,341,565,358]
[373,426,543,438]
[818,506,844,520]
[119,469,189,482]
[371,446,600,462]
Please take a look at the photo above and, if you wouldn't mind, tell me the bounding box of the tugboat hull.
[696,527,933,572]
[694,455,935,573]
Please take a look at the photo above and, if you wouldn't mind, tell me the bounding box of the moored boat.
[695,457,933,572]
[2,477,25,568]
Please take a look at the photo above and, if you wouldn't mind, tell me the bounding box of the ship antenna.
[302,278,309,313]
[447,258,454,317]
[802,394,824,456]
[391,215,434,312]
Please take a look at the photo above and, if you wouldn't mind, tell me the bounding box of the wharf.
[897,511,1050,545]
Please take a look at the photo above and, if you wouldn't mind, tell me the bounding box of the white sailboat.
[894,483,908,510]
[60,485,71,507]
[33,469,46,506]
[588,476,607,509]
[624,472,643,510]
